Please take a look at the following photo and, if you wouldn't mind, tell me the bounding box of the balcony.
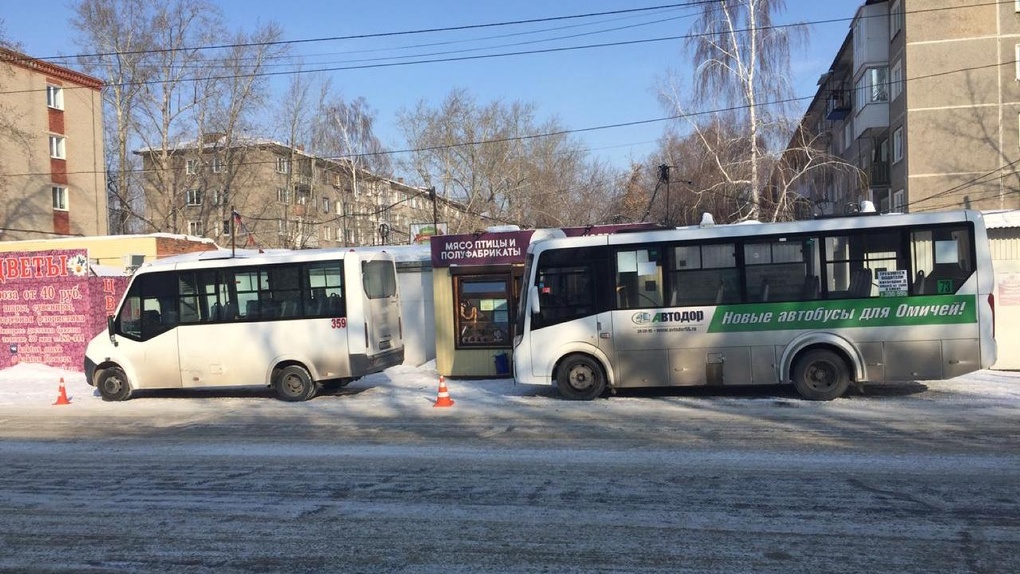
[826,91,851,121]
[868,161,890,187]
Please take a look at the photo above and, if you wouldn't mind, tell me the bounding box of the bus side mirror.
[107,315,117,345]
[528,285,541,315]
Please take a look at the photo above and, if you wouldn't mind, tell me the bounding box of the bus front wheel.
[556,354,606,401]
[274,365,316,402]
[97,367,132,402]
[792,349,851,401]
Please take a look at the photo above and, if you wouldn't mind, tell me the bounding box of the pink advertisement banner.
[0,249,128,371]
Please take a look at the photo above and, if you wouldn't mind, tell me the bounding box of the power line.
[32,2,704,62]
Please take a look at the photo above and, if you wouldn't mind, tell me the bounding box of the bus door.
[113,271,183,390]
[529,247,608,379]
[354,258,401,361]
[611,246,670,387]
[175,269,261,388]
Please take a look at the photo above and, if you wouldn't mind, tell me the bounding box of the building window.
[893,127,904,163]
[212,157,223,173]
[454,275,512,349]
[187,220,204,236]
[276,157,290,174]
[185,189,203,206]
[322,197,330,213]
[277,187,291,204]
[46,85,64,110]
[892,189,905,213]
[212,189,228,206]
[49,136,66,159]
[889,0,902,39]
[323,226,332,241]
[1016,45,1020,81]
[890,59,903,101]
[278,220,287,235]
[220,219,230,236]
[843,120,853,150]
[52,186,68,211]
[855,67,889,112]
[186,159,198,175]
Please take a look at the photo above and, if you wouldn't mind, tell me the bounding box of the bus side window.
[615,248,663,309]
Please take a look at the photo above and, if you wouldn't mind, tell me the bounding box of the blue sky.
[3,0,862,172]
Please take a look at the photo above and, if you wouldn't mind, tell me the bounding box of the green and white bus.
[85,248,403,401]
[513,208,996,400]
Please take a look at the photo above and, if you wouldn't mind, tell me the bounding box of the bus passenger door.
[113,273,183,390]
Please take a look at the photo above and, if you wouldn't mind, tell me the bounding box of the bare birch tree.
[72,0,155,234]
[661,0,810,222]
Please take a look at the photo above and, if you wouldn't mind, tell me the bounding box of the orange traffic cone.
[433,375,454,408]
[53,377,70,405]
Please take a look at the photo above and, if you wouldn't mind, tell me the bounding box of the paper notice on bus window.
[638,262,658,276]
[617,251,637,273]
[877,269,909,297]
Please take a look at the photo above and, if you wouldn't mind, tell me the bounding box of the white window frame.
[322,197,330,213]
[49,135,66,159]
[187,220,204,236]
[323,226,332,241]
[892,189,905,213]
[278,220,288,236]
[890,59,903,101]
[277,187,291,204]
[889,0,903,39]
[855,67,889,112]
[276,157,290,174]
[212,157,223,173]
[1016,0,1020,13]
[1016,45,1020,81]
[185,189,203,206]
[46,85,64,110]
[52,186,68,211]
[186,159,199,175]
[212,189,228,206]
[893,127,904,164]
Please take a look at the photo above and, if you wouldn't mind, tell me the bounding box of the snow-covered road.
[0,364,1018,572]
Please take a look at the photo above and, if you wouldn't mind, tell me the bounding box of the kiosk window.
[455,276,511,348]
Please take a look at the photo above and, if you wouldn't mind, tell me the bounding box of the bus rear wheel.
[792,349,851,401]
[97,367,132,402]
[274,365,316,402]
[556,354,606,401]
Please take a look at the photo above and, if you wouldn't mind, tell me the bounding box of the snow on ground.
[1,361,1019,414]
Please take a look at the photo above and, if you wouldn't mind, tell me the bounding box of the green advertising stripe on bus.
[706,295,977,333]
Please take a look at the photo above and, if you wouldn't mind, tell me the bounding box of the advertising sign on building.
[410,223,448,245]
[430,230,536,268]
[0,249,128,371]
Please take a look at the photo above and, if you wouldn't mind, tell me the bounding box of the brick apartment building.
[0,47,106,240]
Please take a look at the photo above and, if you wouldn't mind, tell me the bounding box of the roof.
[0,47,103,90]
[982,210,1020,229]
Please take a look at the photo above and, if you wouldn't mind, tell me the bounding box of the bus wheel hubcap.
[570,367,594,390]
[808,364,834,389]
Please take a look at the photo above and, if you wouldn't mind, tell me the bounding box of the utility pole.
[428,186,438,234]
[658,164,671,226]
